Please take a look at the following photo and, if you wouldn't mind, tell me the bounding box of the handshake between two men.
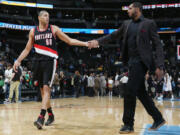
[87,40,99,49]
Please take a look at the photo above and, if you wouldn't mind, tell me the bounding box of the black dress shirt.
[127,16,144,65]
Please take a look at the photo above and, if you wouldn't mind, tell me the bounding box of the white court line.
[140,124,147,135]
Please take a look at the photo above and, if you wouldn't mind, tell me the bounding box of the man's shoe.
[148,119,165,131]
[34,116,45,129]
[45,115,54,126]
[119,125,134,134]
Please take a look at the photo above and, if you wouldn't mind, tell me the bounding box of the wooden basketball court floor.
[0,97,179,135]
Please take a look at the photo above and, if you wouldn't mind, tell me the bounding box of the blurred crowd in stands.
[0,39,180,104]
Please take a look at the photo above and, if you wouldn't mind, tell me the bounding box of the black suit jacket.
[97,17,164,71]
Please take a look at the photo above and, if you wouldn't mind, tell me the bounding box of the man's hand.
[155,68,164,81]
[85,42,89,47]
[13,60,21,72]
[88,40,99,49]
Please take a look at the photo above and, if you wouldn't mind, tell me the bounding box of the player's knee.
[43,85,50,92]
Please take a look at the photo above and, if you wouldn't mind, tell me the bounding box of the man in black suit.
[88,2,165,134]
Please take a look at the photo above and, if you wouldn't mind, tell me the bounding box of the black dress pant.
[123,62,163,127]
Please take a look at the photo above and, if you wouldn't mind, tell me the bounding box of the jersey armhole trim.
[50,25,56,39]
[32,28,35,44]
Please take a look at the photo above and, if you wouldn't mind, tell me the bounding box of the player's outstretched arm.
[13,28,34,72]
[52,25,88,47]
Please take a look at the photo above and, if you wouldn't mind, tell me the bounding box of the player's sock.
[47,107,53,116]
[45,107,54,126]
[39,109,46,118]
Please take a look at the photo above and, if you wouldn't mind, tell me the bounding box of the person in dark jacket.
[59,71,65,97]
[88,2,165,134]
[74,71,81,98]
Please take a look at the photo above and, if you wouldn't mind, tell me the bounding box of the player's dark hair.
[38,10,48,16]
[132,2,143,12]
